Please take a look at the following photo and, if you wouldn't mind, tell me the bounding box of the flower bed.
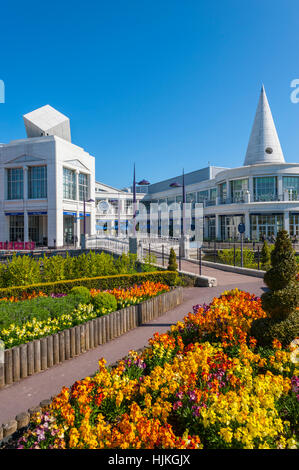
[16,289,299,449]
[0,281,170,348]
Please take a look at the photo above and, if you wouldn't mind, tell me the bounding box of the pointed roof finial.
[243,86,285,166]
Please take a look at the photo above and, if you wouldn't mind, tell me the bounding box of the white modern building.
[1,86,299,248]
[0,105,96,248]
[142,85,299,242]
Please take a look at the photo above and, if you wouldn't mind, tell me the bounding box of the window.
[219,182,227,203]
[290,214,299,237]
[197,190,209,202]
[250,213,283,240]
[230,179,248,203]
[7,168,23,200]
[220,215,244,240]
[28,166,47,199]
[79,173,89,201]
[283,176,299,200]
[210,188,217,200]
[63,168,76,200]
[125,199,133,214]
[253,176,277,201]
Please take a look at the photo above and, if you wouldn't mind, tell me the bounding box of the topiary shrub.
[168,248,178,272]
[250,311,299,348]
[251,230,299,346]
[68,286,91,305]
[92,292,117,315]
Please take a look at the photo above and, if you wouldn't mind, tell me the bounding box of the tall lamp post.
[169,169,188,258]
[81,197,95,249]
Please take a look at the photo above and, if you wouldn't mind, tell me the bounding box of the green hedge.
[0,271,178,300]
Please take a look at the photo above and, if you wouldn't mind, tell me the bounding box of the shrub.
[2,254,41,287]
[69,286,92,305]
[250,310,299,347]
[114,253,137,274]
[0,271,178,300]
[167,248,178,272]
[42,255,65,282]
[0,295,81,330]
[92,292,117,314]
[260,240,271,270]
[251,230,299,346]
[218,248,256,268]
[141,253,157,272]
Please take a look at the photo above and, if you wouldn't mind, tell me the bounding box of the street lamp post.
[129,163,150,256]
[169,169,188,258]
[81,196,95,249]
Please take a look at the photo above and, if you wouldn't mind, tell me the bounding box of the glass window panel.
[197,190,209,202]
[79,173,89,201]
[7,168,23,200]
[210,188,217,200]
[63,168,76,200]
[28,166,47,199]
[9,215,24,241]
[253,177,277,201]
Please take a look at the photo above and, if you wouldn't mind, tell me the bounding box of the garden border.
[0,287,183,391]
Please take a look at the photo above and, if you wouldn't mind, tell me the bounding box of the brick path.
[0,271,265,426]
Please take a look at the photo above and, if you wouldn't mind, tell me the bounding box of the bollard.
[65,329,70,360]
[20,344,28,379]
[12,347,20,382]
[53,334,60,364]
[34,340,41,373]
[4,349,13,385]
[40,338,48,371]
[27,341,34,376]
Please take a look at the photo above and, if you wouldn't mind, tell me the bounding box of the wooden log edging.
[0,287,183,390]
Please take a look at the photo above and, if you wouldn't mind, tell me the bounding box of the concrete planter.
[0,287,183,389]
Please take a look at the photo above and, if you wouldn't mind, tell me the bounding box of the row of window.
[156,176,299,206]
[63,168,89,201]
[7,167,47,200]
[6,166,90,201]
[205,213,297,241]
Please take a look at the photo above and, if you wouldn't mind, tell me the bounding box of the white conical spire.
[243,85,285,166]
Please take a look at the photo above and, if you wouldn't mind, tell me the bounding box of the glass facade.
[28,166,47,199]
[63,168,76,200]
[79,173,89,201]
[283,176,299,200]
[7,168,23,200]
[219,182,227,203]
[230,179,248,203]
[253,176,277,201]
[205,216,215,240]
[197,190,209,202]
[28,215,40,242]
[63,215,75,244]
[290,214,299,237]
[220,215,244,240]
[9,215,24,241]
[250,214,283,240]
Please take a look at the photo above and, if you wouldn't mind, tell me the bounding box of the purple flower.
[188,390,196,401]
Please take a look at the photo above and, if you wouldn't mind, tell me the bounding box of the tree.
[167,248,178,272]
[251,230,299,346]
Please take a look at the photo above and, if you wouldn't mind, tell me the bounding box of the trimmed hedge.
[0,271,178,300]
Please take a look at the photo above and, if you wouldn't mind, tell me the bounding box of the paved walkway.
[0,275,265,426]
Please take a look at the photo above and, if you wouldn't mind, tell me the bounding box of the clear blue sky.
[0,0,298,188]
